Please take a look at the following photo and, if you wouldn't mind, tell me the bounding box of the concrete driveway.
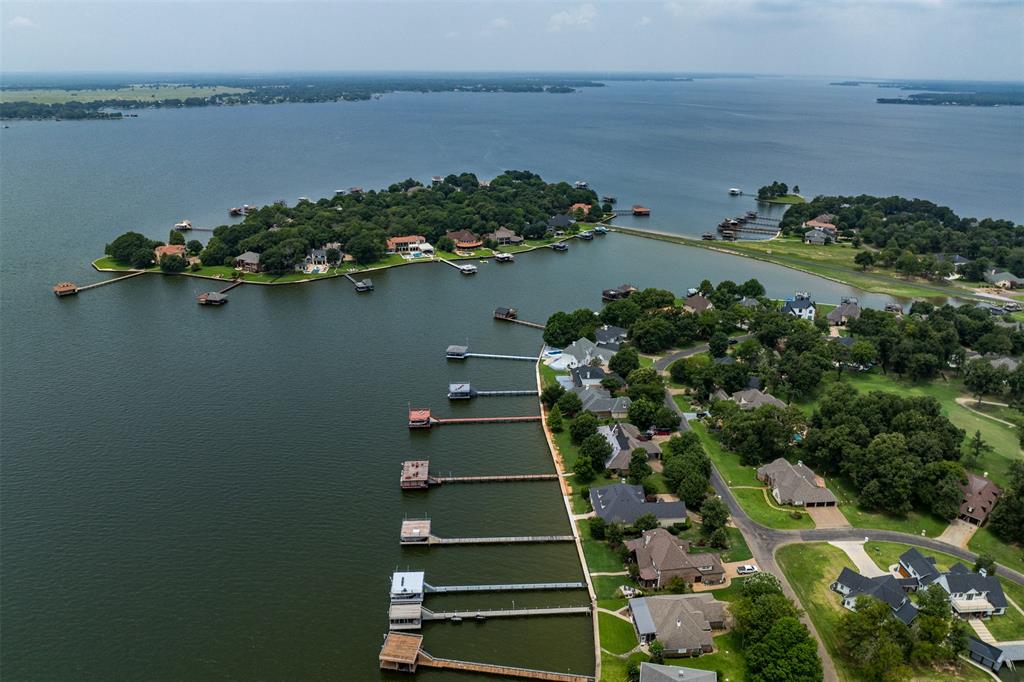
[807,506,851,529]
[828,540,887,577]
[936,519,979,548]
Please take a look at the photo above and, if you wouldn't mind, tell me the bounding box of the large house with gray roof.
[730,388,787,410]
[572,386,631,419]
[626,528,725,587]
[756,458,837,507]
[639,662,717,682]
[831,568,919,625]
[629,594,728,657]
[589,483,687,526]
[897,549,1008,620]
[598,422,662,473]
[781,294,816,321]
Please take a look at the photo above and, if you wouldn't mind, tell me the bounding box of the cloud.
[548,3,597,31]
[444,30,459,39]
[488,16,511,30]
[7,16,37,29]
[637,15,653,26]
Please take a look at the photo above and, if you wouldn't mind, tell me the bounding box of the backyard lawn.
[579,520,626,573]
[968,526,1024,576]
[598,611,638,655]
[665,630,747,681]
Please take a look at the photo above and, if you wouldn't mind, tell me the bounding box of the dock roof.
[401,460,430,483]
[400,519,431,539]
[391,571,425,597]
[379,632,423,664]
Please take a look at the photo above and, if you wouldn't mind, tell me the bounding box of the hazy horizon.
[3,1,1022,81]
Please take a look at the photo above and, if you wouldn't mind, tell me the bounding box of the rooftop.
[379,632,423,664]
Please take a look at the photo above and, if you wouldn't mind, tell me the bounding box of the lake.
[1,76,1021,680]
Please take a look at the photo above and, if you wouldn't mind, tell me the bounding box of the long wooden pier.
[424,581,584,593]
[429,535,574,545]
[219,279,244,294]
[464,352,538,361]
[433,472,558,483]
[497,317,545,330]
[74,270,147,292]
[432,415,542,426]
[421,605,590,620]
[475,390,539,397]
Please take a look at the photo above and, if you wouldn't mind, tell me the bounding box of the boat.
[459,264,478,275]
[228,207,243,217]
[197,291,228,305]
[551,242,568,251]
[451,616,463,623]
[578,230,594,240]
[702,233,716,240]
[354,278,374,292]
[593,226,608,235]
[745,211,758,219]
[242,204,257,215]
[495,252,514,263]
[729,188,743,196]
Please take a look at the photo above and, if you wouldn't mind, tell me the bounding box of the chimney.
[644,533,652,548]
[676,618,682,628]
[979,567,988,577]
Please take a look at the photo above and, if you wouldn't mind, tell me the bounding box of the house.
[830,568,918,625]
[306,249,328,265]
[756,458,837,507]
[949,254,971,271]
[547,214,575,230]
[595,324,628,350]
[958,473,1002,526]
[153,244,187,262]
[804,228,831,245]
[987,355,1020,372]
[730,388,786,410]
[597,423,663,472]
[626,528,726,587]
[985,269,1024,289]
[738,296,761,309]
[629,594,728,657]
[683,294,714,314]
[386,235,427,253]
[803,214,838,232]
[827,300,861,325]
[563,337,616,368]
[445,230,483,251]
[897,548,940,587]
[570,202,593,216]
[639,662,717,682]
[782,295,816,321]
[936,563,1007,619]
[571,365,609,388]
[483,226,523,245]
[590,483,687,526]
[574,386,632,419]
[234,251,261,273]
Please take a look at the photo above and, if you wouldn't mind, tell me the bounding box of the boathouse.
[407,408,433,429]
[53,282,78,297]
[197,292,228,305]
[379,632,423,672]
[400,519,432,543]
[494,307,518,320]
[632,205,651,216]
[447,382,473,399]
[401,460,432,488]
[446,345,468,359]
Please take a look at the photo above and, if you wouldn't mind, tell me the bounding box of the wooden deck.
[432,415,541,426]
[417,651,594,682]
[75,270,146,291]
[432,472,558,483]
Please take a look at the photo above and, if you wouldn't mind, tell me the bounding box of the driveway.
[807,506,851,529]
[652,334,754,372]
[828,540,887,577]
[936,519,980,548]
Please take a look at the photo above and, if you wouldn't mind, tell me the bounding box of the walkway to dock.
[426,534,574,545]
[421,604,590,620]
[219,280,244,294]
[475,389,538,397]
[464,352,538,361]
[417,651,594,682]
[75,270,146,292]
[496,317,545,330]
[431,415,542,426]
[424,581,584,593]
[432,472,558,483]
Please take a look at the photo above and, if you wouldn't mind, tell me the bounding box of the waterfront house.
[483,226,523,246]
[756,458,837,507]
[639,663,717,682]
[234,251,261,273]
[827,300,861,325]
[984,269,1024,289]
[154,243,187,263]
[595,324,628,350]
[598,423,663,473]
[803,228,831,245]
[782,294,816,321]
[572,386,632,419]
[629,594,727,657]
[626,528,726,587]
[738,296,762,309]
[682,294,714,314]
[897,548,940,587]
[730,388,786,410]
[570,202,592,216]
[431,176,444,186]
[445,230,483,251]
[589,483,687,526]
[386,235,427,253]
[830,568,918,625]
[547,214,575,230]
[936,563,1007,619]
[563,337,616,368]
[959,473,1002,526]
[571,365,609,388]
[803,214,838,233]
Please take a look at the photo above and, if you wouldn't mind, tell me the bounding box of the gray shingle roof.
[757,457,836,505]
[589,483,686,525]
[639,662,717,682]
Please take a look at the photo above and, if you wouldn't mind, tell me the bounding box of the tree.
[652,405,680,430]
[989,462,1024,543]
[436,236,455,252]
[964,360,1005,404]
[599,299,642,328]
[158,254,187,272]
[836,597,912,681]
[105,231,157,264]
[546,404,564,433]
[850,340,878,369]
[633,513,659,531]
[588,516,606,540]
[741,571,783,598]
[573,453,596,482]
[631,317,676,353]
[649,640,664,664]
[746,616,823,682]
[665,576,689,594]
[609,347,640,377]
[325,247,341,264]
[708,526,730,549]
[130,247,155,268]
[346,231,385,264]
[857,433,918,514]
[699,497,729,536]
[540,383,565,408]
[557,391,583,418]
[199,237,230,267]
[569,410,598,443]
[186,239,203,256]
[854,250,876,270]
[973,552,996,576]
[916,460,965,520]
[627,449,653,484]
[579,433,613,472]
[709,331,729,358]
[627,398,659,430]
[964,430,993,469]
[168,229,185,245]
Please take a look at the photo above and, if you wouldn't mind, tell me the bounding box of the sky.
[2,1,1023,80]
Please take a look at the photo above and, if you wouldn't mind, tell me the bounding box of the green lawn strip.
[672,395,692,412]
[987,599,1024,641]
[579,520,626,573]
[691,423,760,487]
[600,651,647,682]
[539,363,565,389]
[674,526,753,563]
[828,477,949,537]
[968,526,1024,576]
[762,194,806,204]
[592,575,635,601]
[662,630,747,681]
[638,355,654,368]
[599,611,639,655]
[731,488,815,529]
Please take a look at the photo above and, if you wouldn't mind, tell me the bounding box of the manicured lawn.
[539,363,564,389]
[691,423,760,487]
[829,477,950,538]
[600,651,646,682]
[672,394,692,412]
[988,598,1024,641]
[667,630,747,681]
[579,521,626,573]
[762,194,806,204]
[968,526,1024,576]
[675,526,753,563]
[598,611,638,655]
[731,488,815,529]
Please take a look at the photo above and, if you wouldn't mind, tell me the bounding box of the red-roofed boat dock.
[408,408,541,428]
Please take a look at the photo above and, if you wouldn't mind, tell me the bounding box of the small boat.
[197,292,228,305]
[459,264,477,275]
[551,242,568,252]
[729,188,743,196]
[475,614,487,621]
[702,233,716,241]
[355,279,374,292]
[578,231,594,240]
[745,211,758,219]
[228,207,243,217]
[594,226,608,234]
[495,252,514,263]
[451,616,463,623]
[174,220,192,231]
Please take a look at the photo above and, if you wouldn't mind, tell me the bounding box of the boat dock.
[493,307,545,329]
[448,382,537,399]
[380,632,594,681]
[343,273,374,291]
[57,270,147,296]
[401,460,559,488]
[421,604,590,620]
[219,279,244,294]
[446,345,537,361]
[400,519,572,546]
[424,580,584,594]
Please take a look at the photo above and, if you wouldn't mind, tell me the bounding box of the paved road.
[653,334,754,372]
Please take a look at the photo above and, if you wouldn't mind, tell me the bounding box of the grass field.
[666,630,747,680]
[731,488,816,529]
[777,543,990,682]
[968,526,1024,576]
[691,423,760,486]
[579,520,626,573]
[829,477,950,537]
[762,194,806,204]
[598,612,638,655]
[0,84,249,104]
[600,651,647,682]
[675,525,753,563]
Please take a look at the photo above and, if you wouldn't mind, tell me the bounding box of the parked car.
[647,426,674,437]
[737,564,759,575]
